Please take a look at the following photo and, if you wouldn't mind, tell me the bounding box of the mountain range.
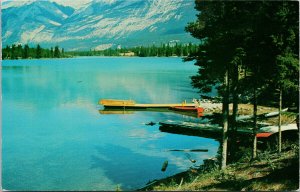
[2,0,198,51]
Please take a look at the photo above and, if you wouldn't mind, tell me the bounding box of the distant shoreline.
[2,55,186,61]
[2,43,198,60]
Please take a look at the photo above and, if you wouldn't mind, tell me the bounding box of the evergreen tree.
[271,2,299,153]
[23,44,29,59]
[186,1,299,163]
[50,47,54,58]
[185,2,241,168]
[166,44,172,57]
[54,46,60,58]
[11,44,16,59]
[242,1,299,154]
[175,43,182,56]
[36,44,42,58]
[16,44,23,58]
[4,45,10,59]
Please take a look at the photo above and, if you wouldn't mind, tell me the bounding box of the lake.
[2,57,219,190]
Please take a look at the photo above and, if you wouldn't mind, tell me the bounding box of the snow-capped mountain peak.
[2,0,197,50]
[1,0,36,9]
[50,0,92,9]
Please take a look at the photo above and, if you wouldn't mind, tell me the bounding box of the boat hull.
[170,106,204,117]
[170,106,204,113]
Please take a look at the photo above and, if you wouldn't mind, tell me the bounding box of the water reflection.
[2,58,197,109]
[2,57,219,190]
[98,108,200,118]
[91,144,168,190]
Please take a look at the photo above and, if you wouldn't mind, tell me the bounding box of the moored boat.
[170,106,204,117]
[170,106,204,113]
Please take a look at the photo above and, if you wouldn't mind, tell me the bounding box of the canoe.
[256,124,298,138]
[236,108,289,121]
[259,123,298,133]
[256,132,273,138]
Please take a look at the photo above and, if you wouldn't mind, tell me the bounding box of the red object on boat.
[197,107,204,113]
[256,132,273,138]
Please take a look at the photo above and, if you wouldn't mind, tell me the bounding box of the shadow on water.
[90,144,177,190]
[159,125,223,140]
[98,108,200,118]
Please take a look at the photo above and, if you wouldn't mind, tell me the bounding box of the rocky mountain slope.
[2,0,198,50]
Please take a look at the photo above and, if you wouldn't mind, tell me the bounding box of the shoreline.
[138,103,298,191]
[139,147,299,191]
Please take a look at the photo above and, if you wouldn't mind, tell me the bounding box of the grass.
[141,141,299,191]
[264,112,297,125]
[234,104,277,115]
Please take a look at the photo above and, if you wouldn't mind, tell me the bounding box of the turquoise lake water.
[2,57,219,190]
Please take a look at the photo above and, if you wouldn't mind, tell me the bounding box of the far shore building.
[120,51,135,56]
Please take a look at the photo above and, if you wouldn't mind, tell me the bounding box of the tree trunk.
[221,70,229,170]
[232,64,239,130]
[252,87,258,159]
[230,64,239,162]
[278,87,282,153]
[296,113,299,131]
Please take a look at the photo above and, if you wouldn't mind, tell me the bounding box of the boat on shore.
[256,123,298,138]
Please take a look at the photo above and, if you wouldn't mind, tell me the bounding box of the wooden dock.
[99,99,196,109]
